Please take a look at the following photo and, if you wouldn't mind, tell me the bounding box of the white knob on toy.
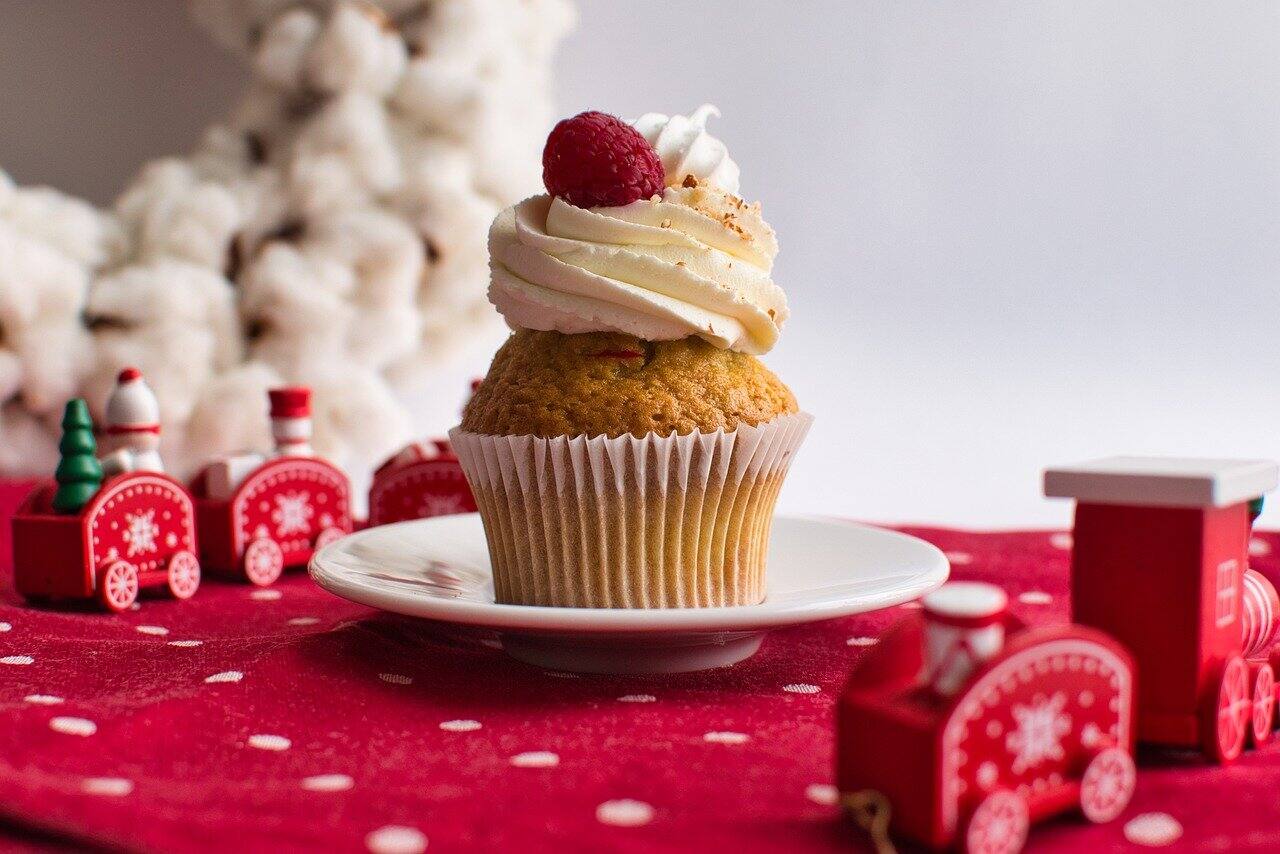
[919,581,1008,696]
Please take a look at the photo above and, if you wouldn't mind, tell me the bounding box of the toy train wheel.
[166,550,201,600]
[963,789,1028,854]
[1250,663,1276,746]
[97,561,139,613]
[243,538,284,587]
[314,526,345,552]
[1079,747,1136,823]
[1203,655,1251,762]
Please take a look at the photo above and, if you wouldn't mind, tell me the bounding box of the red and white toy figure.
[1045,456,1280,762]
[367,380,479,527]
[98,367,165,475]
[837,581,1137,854]
[189,387,352,586]
[12,398,200,612]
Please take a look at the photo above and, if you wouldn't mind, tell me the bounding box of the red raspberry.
[542,111,665,208]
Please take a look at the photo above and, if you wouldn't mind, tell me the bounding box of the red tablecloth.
[1,479,1279,853]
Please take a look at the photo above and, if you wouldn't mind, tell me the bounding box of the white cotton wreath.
[0,0,574,501]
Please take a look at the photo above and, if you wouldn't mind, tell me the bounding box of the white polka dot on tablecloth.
[1124,812,1183,846]
[251,589,283,601]
[379,673,413,685]
[1050,532,1073,550]
[82,777,133,796]
[247,734,291,751]
[50,717,96,736]
[24,694,63,705]
[944,551,974,565]
[135,625,169,636]
[365,825,427,854]
[804,783,839,806]
[2,655,34,665]
[510,751,559,768]
[1249,537,1270,557]
[205,671,243,684]
[302,773,354,792]
[543,671,578,679]
[0,621,11,632]
[783,683,821,694]
[846,637,878,647]
[479,638,503,649]
[703,731,749,745]
[1018,590,1053,605]
[439,719,481,732]
[618,694,656,703]
[596,799,654,827]
[168,639,202,647]
[287,616,319,626]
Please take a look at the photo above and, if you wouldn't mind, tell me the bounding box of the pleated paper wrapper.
[449,413,813,608]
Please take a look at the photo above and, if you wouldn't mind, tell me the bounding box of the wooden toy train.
[367,439,475,527]
[837,456,1280,853]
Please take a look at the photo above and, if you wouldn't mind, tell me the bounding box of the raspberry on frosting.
[541,111,664,208]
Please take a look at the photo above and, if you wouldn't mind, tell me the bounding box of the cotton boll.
[2,185,122,269]
[190,126,257,183]
[391,55,481,133]
[186,0,302,56]
[0,223,92,414]
[0,403,59,476]
[305,2,407,96]
[116,160,243,269]
[288,92,400,215]
[179,360,280,474]
[84,260,240,426]
[238,242,356,374]
[253,6,322,90]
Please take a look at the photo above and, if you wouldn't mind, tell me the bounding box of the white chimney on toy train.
[269,387,312,457]
[99,367,164,475]
[919,581,1008,696]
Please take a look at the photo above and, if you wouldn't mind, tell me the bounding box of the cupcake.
[450,105,811,608]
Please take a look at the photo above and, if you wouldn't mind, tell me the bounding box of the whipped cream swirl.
[633,105,741,194]
[488,179,786,355]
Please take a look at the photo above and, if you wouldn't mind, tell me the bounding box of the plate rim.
[309,513,949,634]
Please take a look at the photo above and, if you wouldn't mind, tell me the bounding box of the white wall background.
[2,1,1277,528]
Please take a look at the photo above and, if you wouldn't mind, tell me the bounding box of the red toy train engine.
[1046,457,1280,762]
[838,582,1137,853]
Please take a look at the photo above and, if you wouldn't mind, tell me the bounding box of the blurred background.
[1,1,1276,527]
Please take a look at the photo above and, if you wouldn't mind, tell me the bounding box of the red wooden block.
[367,439,475,528]
[12,472,201,612]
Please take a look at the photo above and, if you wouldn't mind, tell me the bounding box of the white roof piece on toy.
[1044,456,1279,508]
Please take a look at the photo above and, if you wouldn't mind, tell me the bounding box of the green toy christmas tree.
[51,399,102,514]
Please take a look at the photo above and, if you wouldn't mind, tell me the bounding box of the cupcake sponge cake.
[462,330,797,439]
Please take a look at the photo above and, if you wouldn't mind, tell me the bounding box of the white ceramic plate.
[310,513,948,674]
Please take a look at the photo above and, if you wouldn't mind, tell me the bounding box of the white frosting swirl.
[488,181,786,354]
[633,105,741,194]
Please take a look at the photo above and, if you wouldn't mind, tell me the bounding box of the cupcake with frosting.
[451,105,811,608]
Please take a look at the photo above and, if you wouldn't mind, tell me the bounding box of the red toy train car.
[13,472,201,612]
[189,456,352,586]
[367,439,475,528]
[838,582,1137,853]
[1046,457,1280,761]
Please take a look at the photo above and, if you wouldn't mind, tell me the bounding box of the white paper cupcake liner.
[449,412,813,608]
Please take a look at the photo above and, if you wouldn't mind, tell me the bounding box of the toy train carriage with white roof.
[367,439,476,528]
[1045,457,1280,762]
[838,583,1136,854]
[13,472,201,612]
[190,456,352,586]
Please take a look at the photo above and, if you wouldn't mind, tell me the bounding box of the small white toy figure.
[98,367,165,476]
[918,581,1008,696]
[269,387,312,457]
